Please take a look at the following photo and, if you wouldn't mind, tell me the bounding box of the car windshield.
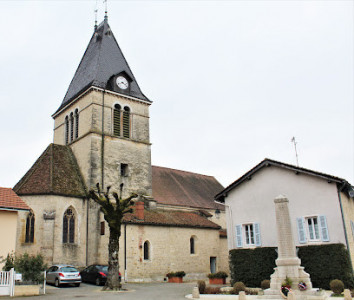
[60,267,78,273]
[99,266,108,272]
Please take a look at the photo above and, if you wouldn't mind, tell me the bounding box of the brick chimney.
[135,201,144,220]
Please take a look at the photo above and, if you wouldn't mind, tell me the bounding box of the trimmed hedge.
[229,244,354,289]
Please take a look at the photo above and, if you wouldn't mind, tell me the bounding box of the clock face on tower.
[116,76,129,90]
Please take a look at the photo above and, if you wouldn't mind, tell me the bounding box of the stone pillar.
[41,211,56,264]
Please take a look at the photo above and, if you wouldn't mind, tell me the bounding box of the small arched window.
[74,109,79,139]
[190,237,195,254]
[143,241,150,260]
[63,208,75,244]
[113,104,121,136]
[65,116,69,145]
[123,106,130,138]
[69,113,74,143]
[25,211,35,243]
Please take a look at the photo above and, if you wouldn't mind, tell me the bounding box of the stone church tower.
[53,17,152,198]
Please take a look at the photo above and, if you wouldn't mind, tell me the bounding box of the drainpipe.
[214,199,235,249]
[337,181,353,272]
[124,223,127,282]
[101,89,105,189]
[86,198,89,266]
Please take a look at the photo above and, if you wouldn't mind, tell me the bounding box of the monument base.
[261,288,327,300]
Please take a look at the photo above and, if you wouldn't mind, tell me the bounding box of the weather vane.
[94,0,98,30]
[104,0,108,19]
[291,137,299,167]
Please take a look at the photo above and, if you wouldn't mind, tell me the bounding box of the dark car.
[80,265,121,286]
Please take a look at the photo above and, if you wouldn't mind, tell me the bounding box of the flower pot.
[209,278,226,285]
[168,277,183,283]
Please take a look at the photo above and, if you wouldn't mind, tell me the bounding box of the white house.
[214,158,354,268]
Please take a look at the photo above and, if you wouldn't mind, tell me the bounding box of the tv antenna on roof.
[291,137,299,167]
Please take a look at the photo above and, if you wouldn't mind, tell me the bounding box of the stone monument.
[263,195,327,300]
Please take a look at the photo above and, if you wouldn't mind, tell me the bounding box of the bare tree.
[89,183,138,290]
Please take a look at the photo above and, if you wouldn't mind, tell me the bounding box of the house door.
[210,257,216,274]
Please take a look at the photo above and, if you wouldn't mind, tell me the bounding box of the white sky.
[0,1,353,189]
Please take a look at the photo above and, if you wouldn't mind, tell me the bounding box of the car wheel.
[95,278,101,286]
[55,278,60,287]
[74,283,80,287]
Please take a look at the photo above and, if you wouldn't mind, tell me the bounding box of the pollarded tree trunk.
[89,184,138,291]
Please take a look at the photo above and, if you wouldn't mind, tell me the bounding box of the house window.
[143,241,150,260]
[190,237,195,254]
[100,221,105,235]
[121,164,128,177]
[65,116,69,145]
[307,217,320,241]
[63,208,75,244]
[296,215,329,243]
[123,106,130,138]
[113,104,121,136]
[74,109,79,139]
[25,211,35,243]
[235,223,261,248]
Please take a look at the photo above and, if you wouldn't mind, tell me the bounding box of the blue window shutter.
[236,225,243,248]
[254,223,261,246]
[296,217,307,244]
[319,215,329,242]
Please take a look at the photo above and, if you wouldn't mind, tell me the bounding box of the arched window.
[65,116,69,145]
[25,211,35,243]
[143,241,150,260]
[70,112,74,143]
[123,106,130,138]
[63,208,75,244]
[190,236,195,254]
[113,104,121,136]
[74,109,79,139]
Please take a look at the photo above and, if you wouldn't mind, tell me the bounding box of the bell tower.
[52,18,152,197]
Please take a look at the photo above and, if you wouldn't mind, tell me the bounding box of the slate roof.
[152,166,224,210]
[123,208,221,229]
[0,187,31,211]
[215,158,353,202]
[14,144,87,198]
[56,18,149,114]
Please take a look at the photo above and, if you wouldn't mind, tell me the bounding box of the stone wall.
[0,210,18,269]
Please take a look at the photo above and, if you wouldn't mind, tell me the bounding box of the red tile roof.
[0,187,31,211]
[123,208,220,229]
[152,166,224,210]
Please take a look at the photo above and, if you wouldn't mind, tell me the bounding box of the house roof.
[215,158,352,202]
[55,18,149,114]
[123,208,221,229]
[152,166,224,210]
[13,144,87,198]
[0,187,31,211]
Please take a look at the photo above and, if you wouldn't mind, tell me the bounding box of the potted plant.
[208,271,228,284]
[166,271,186,283]
[281,277,292,298]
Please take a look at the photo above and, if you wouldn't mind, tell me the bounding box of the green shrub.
[229,244,354,289]
[261,279,270,290]
[197,280,206,294]
[166,271,185,278]
[233,281,246,294]
[330,279,344,295]
[13,253,47,283]
[2,253,15,271]
[208,271,228,279]
[204,286,221,294]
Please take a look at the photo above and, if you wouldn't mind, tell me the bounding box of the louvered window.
[63,208,75,244]
[65,116,69,145]
[70,113,74,142]
[123,107,130,138]
[25,211,35,243]
[113,104,121,136]
[75,109,79,139]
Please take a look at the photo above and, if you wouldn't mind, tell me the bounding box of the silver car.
[46,265,81,287]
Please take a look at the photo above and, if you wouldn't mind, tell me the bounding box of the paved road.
[5,282,196,299]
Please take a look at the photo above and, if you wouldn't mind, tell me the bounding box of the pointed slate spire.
[56,19,150,113]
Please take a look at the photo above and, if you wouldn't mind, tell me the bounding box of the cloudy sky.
[0,0,353,189]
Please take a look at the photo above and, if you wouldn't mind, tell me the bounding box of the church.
[13,17,228,281]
